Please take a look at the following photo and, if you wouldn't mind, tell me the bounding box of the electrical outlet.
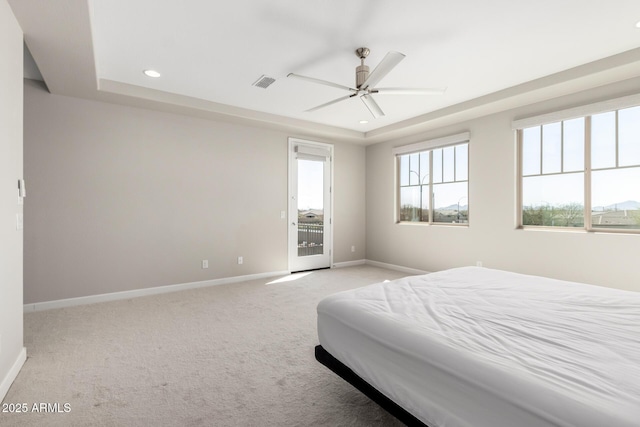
[202,260,209,269]
[351,245,356,253]
[237,256,243,265]
[280,210,286,219]
[476,261,483,267]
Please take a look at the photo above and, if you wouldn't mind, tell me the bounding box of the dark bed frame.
[315,345,430,427]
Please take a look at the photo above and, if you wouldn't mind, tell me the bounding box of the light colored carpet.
[3,265,409,426]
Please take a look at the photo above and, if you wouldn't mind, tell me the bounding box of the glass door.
[288,139,332,272]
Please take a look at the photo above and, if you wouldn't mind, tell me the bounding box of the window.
[516,98,640,232]
[395,133,469,225]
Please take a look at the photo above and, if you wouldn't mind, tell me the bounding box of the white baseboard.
[332,259,366,268]
[365,260,429,275]
[23,262,426,313]
[0,347,26,402]
[23,270,290,313]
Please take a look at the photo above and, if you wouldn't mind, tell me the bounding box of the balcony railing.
[298,223,324,256]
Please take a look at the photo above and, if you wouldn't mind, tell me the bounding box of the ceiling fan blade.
[360,51,405,90]
[361,94,385,118]
[306,94,356,112]
[287,73,355,92]
[373,87,447,95]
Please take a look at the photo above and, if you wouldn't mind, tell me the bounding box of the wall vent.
[252,75,276,89]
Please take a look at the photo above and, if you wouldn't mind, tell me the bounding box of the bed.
[316,266,640,427]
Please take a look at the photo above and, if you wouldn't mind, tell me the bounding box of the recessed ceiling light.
[143,69,161,78]
[636,20,640,28]
[359,120,369,124]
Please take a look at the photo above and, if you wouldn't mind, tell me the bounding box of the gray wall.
[366,77,640,292]
[24,80,365,304]
[0,0,24,398]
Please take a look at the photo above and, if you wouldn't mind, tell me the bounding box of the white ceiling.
[10,0,640,143]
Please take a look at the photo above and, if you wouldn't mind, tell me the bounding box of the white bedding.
[317,267,640,427]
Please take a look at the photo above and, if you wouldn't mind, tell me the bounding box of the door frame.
[288,137,334,272]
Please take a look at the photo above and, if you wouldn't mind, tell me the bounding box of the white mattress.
[317,267,640,427]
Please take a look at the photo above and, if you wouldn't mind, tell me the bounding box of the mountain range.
[593,200,640,211]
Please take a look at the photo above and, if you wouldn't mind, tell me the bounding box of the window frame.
[394,133,470,226]
[516,100,640,234]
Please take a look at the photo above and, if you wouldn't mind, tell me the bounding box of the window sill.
[397,221,469,228]
[517,226,587,233]
[518,226,640,235]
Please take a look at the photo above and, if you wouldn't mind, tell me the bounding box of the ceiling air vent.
[252,75,276,89]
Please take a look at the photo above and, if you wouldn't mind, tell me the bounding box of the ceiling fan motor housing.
[355,47,371,89]
[356,64,369,89]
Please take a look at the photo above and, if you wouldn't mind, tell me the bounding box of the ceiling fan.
[288,47,446,119]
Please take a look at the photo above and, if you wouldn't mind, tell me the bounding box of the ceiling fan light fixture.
[143,69,161,78]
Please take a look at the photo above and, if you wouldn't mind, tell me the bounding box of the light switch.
[18,179,26,198]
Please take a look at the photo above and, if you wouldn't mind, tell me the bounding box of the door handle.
[292,222,296,226]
